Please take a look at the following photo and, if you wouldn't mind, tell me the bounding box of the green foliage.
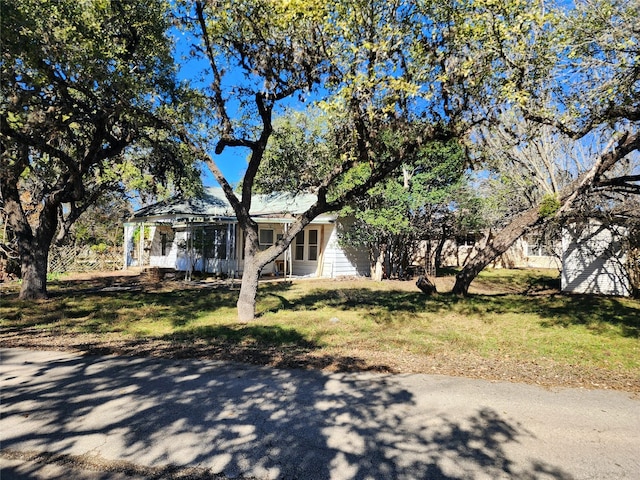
[538,194,561,218]
[1,0,202,230]
[132,226,152,245]
[553,0,639,130]
[1,0,203,298]
[70,193,132,248]
[256,108,337,193]
[90,243,109,254]
[449,181,493,235]
[338,131,468,273]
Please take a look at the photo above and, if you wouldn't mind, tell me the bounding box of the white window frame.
[294,228,320,262]
[308,229,318,261]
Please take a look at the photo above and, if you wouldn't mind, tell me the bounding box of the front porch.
[123,220,335,280]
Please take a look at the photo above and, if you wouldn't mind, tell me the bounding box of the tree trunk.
[434,227,448,275]
[19,239,49,300]
[2,171,57,300]
[451,131,640,295]
[372,245,384,281]
[452,207,544,295]
[237,256,261,322]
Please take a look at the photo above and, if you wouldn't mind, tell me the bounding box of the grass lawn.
[1,268,639,392]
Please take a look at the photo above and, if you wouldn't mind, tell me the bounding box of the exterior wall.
[321,219,370,277]
[125,218,370,279]
[149,225,179,269]
[562,222,630,296]
[240,223,288,276]
[289,224,325,277]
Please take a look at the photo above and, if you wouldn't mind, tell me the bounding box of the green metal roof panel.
[132,187,336,222]
[132,188,234,218]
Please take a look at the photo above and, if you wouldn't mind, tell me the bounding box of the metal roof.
[131,187,336,223]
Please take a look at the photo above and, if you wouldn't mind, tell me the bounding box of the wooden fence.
[48,245,122,274]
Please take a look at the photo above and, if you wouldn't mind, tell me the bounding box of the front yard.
[1,268,638,392]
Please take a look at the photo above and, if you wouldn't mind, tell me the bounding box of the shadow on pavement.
[1,349,573,479]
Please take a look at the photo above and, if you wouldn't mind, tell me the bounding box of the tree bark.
[18,201,58,300]
[372,245,384,281]
[434,225,449,275]
[237,256,261,322]
[235,221,297,322]
[452,208,542,294]
[1,164,56,300]
[18,238,50,300]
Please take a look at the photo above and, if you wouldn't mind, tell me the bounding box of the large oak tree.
[451,0,640,294]
[1,0,200,299]
[176,0,555,321]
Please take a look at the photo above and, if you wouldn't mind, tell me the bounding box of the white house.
[561,220,631,296]
[123,187,370,279]
[439,233,562,270]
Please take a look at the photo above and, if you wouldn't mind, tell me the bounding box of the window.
[160,233,169,256]
[308,229,318,261]
[259,229,274,250]
[213,227,228,259]
[456,234,476,247]
[294,229,319,261]
[200,226,228,260]
[526,237,553,257]
[295,231,305,260]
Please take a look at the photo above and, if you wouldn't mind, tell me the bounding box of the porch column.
[123,223,134,270]
[139,223,145,268]
[226,222,232,278]
[284,223,288,279]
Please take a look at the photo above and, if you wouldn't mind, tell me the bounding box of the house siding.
[125,187,371,279]
[440,236,561,270]
[321,220,370,277]
[149,225,179,269]
[561,222,630,296]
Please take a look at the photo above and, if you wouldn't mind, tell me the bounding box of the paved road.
[1,347,639,479]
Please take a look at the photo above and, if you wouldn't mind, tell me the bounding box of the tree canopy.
[177,0,557,319]
[0,0,201,299]
[443,0,640,294]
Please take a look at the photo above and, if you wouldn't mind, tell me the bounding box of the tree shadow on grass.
[1,284,240,331]
[284,287,639,339]
[536,294,639,338]
[1,349,576,479]
[284,287,426,313]
[457,293,640,339]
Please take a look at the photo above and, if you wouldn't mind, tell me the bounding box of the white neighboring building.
[439,233,562,270]
[123,187,369,279]
[561,221,631,296]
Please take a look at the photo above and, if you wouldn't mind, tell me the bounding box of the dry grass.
[1,268,639,392]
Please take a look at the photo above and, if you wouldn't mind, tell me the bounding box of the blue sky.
[171,22,318,189]
[173,30,248,188]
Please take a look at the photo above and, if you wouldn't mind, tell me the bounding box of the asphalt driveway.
[1,347,638,479]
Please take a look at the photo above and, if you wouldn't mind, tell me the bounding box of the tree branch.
[195,0,233,137]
